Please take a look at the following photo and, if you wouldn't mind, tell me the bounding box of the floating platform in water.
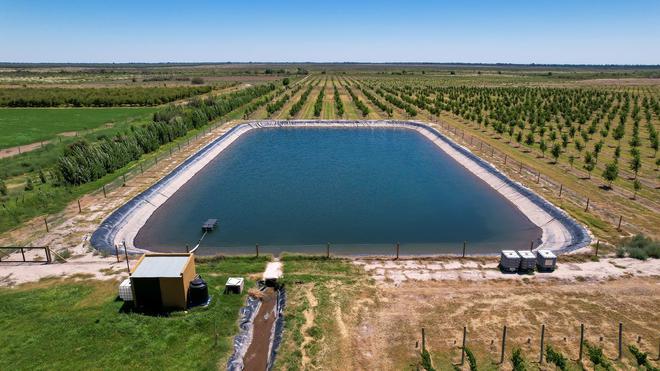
[202,219,218,232]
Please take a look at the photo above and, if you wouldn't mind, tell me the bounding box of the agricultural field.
[0,76,290,232]
[0,64,659,371]
[0,107,157,149]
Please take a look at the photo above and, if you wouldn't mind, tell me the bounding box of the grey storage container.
[536,249,557,271]
[500,250,521,272]
[517,250,536,272]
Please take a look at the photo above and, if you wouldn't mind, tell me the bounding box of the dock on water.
[202,219,218,232]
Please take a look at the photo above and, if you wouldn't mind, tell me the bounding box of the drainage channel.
[227,261,285,371]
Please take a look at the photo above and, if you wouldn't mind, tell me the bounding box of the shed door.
[133,278,162,310]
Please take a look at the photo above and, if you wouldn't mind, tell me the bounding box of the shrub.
[510,347,527,371]
[464,347,478,371]
[585,341,614,370]
[24,178,34,191]
[546,345,567,371]
[619,234,660,259]
[615,247,626,258]
[420,348,435,371]
[628,247,649,260]
[191,77,205,85]
[0,178,7,196]
[628,344,647,366]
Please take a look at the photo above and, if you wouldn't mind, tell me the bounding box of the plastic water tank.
[188,276,209,306]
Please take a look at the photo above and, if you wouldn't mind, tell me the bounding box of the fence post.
[114,244,120,263]
[519,162,523,173]
[559,184,563,198]
[326,242,330,259]
[103,185,107,198]
[256,244,259,258]
[617,215,623,231]
[539,324,545,363]
[595,240,599,256]
[45,246,52,263]
[618,322,623,360]
[186,244,189,253]
[461,326,467,365]
[536,171,541,183]
[530,240,534,251]
[44,217,49,232]
[140,163,143,174]
[20,247,26,262]
[462,241,466,258]
[579,324,584,361]
[585,198,590,212]
[78,199,82,213]
[504,154,507,165]
[500,325,507,364]
[395,242,400,260]
[422,327,426,352]
[122,174,127,187]
[123,242,131,276]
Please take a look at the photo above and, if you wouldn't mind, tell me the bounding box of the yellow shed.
[130,253,196,311]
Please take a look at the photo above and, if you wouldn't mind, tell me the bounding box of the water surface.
[135,127,541,255]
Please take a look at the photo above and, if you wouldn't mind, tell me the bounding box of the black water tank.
[188,276,209,306]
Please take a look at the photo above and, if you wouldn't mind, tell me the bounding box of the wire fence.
[431,118,648,235]
[417,322,660,367]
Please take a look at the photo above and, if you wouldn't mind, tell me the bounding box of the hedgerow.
[57,83,276,185]
[0,86,213,107]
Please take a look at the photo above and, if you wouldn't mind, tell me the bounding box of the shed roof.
[132,255,191,278]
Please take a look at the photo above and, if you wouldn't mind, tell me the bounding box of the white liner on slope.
[91,120,590,254]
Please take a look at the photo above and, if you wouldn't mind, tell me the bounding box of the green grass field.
[0,107,157,149]
[0,256,269,370]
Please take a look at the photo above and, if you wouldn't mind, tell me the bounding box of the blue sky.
[1,0,659,64]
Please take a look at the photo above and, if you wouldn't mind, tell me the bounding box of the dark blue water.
[135,128,541,255]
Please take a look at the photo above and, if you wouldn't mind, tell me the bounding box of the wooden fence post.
[44,217,49,232]
[595,240,600,257]
[618,322,623,360]
[462,241,466,258]
[140,163,143,174]
[326,242,330,259]
[539,324,545,363]
[114,244,120,263]
[256,244,259,258]
[519,162,523,173]
[20,247,26,262]
[579,324,584,361]
[422,327,426,352]
[530,240,534,251]
[500,325,507,364]
[395,242,400,260]
[617,215,623,231]
[103,185,107,198]
[585,198,590,212]
[122,174,127,186]
[559,184,563,198]
[536,171,541,183]
[504,154,507,165]
[123,242,131,275]
[461,326,467,365]
[77,199,82,213]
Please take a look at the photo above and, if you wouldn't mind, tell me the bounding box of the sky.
[1,0,659,64]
